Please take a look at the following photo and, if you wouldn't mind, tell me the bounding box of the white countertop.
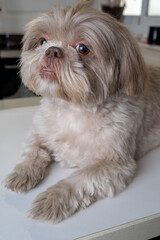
[0,100,160,240]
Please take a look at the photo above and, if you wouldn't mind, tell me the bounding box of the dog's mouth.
[40,66,58,82]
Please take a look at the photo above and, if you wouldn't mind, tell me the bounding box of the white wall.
[0,0,158,40]
[0,0,100,34]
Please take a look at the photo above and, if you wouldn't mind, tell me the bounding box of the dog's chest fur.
[33,98,118,168]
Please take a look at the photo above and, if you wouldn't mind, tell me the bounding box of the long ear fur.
[107,22,147,96]
[118,30,148,95]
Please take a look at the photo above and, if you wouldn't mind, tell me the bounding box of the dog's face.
[21,1,147,104]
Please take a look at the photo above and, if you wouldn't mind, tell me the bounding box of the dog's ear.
[116,30,147,96]
[90,12,147,97]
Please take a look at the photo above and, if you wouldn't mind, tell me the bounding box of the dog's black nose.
[45,46,64,59]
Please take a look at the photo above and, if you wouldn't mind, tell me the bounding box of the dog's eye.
[38,38,47,46]
[76,44,90,55]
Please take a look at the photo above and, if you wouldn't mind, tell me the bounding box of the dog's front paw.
[29,182,82,223]
[5,162,46,193]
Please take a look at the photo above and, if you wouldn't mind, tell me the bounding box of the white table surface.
[0,105,160,240]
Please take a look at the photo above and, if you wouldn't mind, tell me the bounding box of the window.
[123,0,142,16]
[123,0,160,17]
[121,0,160,39]
[148,0,160,16]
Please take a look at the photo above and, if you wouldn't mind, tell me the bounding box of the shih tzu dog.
[5,0,160,223]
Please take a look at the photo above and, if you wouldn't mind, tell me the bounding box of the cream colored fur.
[5,0,160,223]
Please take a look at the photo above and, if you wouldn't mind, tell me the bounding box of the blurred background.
[0,0,160,100]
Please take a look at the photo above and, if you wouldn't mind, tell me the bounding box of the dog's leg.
[29,155,136,223]
[5,134,52,193]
